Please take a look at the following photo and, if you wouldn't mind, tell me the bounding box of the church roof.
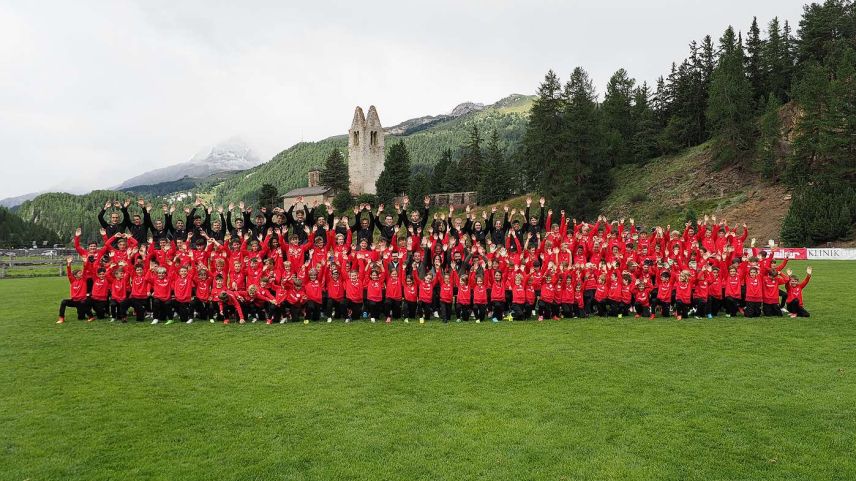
[281,186,332,198]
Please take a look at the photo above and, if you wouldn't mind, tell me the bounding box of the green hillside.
[17,191,149,243]
[0,207,61,248]
[210,94,534,203]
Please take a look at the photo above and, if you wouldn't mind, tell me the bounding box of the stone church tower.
[348,105,385,195]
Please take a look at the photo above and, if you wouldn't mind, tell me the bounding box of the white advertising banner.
[806,248,856,260]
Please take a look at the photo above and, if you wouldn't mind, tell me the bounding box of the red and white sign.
[771,248,808,260]
[742,247,808,260]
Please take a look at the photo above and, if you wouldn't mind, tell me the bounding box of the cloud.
[0,0,804,198]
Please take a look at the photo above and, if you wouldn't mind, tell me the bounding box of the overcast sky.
[0,0,805,199]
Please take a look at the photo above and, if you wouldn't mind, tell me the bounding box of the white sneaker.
[186,319,193,324]
[251,319,257,323]
[279,319,285,324]
[419,317,425,324]
[370,318,376,323]
[209,319,215,323]
[109,317,115,322]
[327,318,332,323]
[151,319,159,325]
[433,311,439,318]
[781,307,789,313]
[475,319,481,323]
[403,318,409,323]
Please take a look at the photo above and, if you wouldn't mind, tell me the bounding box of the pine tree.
[706,26,755,164]
[479,130,512,204]
[631,83,659,162]
[789,45,856,184]
[602,68,636,165]
[796,0,855,66]
[557,67,611,218]
[522,70,565,194]
[745,17,766,106]
[408,171,431,206]
[431,149,452,194]
[442,159,465,192]
[257,183,280,210]
[320,148,349,193]
[459,124,483,191]
[764,17,787,102]
[756,94,783,178]
[375,140,411,206]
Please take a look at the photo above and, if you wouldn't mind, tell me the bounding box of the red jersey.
[785,275,810,306]
[66,266,88,302]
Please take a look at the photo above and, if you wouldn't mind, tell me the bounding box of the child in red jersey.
[471,273,489,323]
[287,279,307,323]
[172,265,195,324]
[324,266,345,322]
[785,266,812,318]
[692,264,711,319]
[762,268,788,316]
[344,269,365,322]
[384,267,404,322]
[438,271,456,323]
[453,269,472,322]
[106,263,130,321]
[723,264,743,317]
[508,271,529,321]
[128,263,151,322]
[89,267,111,320]
[58,257,90,323]
[743,266,764,318]
[652,270,673,318]
[302,267,325,323]
[192,268,213,323]
[674,270,694,320]
[402,274,419,322]
[633,279,652,319]
[364,265,385,323]
[217,290,245,324]
[150,266,173,324]
[414,270,438,324]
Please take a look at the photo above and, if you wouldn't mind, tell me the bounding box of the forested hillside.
[16,191,142,243]
[0,207,61,248]
[517,0,855,245]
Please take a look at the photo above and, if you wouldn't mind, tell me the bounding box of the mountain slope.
[116,138,263,189]
[210,94,535,203]
[0,192,43,209]
[602,142,791,242]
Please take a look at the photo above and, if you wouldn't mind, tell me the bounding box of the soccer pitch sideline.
[1,260,854,481]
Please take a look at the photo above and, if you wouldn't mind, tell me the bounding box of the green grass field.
[2,260,854,481]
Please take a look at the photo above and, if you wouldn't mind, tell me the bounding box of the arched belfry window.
[353,131,360,146]
[370,131,378,146]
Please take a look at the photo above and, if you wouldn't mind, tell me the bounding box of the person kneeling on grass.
[58,257,90,323]
[217,290,245,324]
[785,266,812,318]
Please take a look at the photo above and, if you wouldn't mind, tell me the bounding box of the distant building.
[282,169,333,207]
[348,105,385,195]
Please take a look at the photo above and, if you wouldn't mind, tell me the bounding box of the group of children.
[57,195,814,325]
